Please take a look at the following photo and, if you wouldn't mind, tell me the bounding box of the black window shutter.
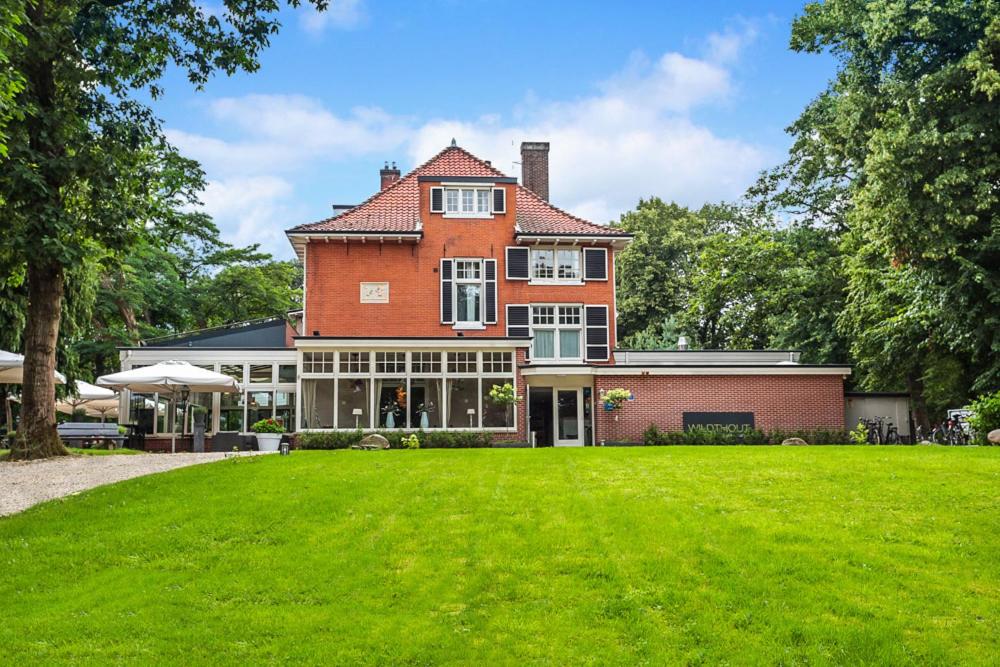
[505,247,529,279]
[506,305,529,338]
[585,306,609,361]
[493,187,506,213]
[484,259,497,324]
[430,187,444,213]
[440,259,454,323]
[584,248,608,281]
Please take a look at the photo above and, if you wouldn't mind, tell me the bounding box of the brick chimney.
[380,161,400,190]
[520,141,550,201]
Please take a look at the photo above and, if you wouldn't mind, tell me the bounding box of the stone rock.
[988,429,1000,445]
[359,433,390,450]
[781,437,808,446]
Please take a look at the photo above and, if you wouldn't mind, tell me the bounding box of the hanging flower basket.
[602,388,633,411]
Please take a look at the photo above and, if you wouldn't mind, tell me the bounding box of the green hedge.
[296,430,495,450]
[642,424,852,446]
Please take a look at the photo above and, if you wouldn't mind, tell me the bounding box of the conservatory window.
[337,378,370,428]
[301,379,334,429]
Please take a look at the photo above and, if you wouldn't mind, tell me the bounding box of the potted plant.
[250,417,284,452]
[381,400,401,429]
[488,382,521,429]
[416,402,435,429]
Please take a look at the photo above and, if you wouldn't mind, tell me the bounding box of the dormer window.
[430,185,505,217]
[446,187,491,216]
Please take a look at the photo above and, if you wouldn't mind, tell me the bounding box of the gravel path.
[0,452,263,517]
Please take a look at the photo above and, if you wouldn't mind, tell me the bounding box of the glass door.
[555,389,583,446]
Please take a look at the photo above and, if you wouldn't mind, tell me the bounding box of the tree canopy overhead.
[0,0,324,459]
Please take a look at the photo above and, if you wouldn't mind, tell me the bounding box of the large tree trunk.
[9,259,69,460]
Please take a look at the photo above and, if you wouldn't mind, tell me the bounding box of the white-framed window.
[374,352,406,374]
[443,187,494,217]
[482,351,513,374]
[531,305,582,360]
[531,248,582,282]
[454,259,483,323]
[411,351,442,374]
[340,351,370,374]
[447,351,477,374]
[302,352,335,374]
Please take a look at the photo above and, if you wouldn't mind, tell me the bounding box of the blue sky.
[154,0,835,259]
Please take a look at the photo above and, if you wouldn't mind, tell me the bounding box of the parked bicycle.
[930,416,969,445]
[858,416,898,444]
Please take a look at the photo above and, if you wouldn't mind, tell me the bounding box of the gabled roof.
[286,144,630,240]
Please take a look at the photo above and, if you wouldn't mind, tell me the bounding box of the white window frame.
[530,304,584,362]
[530,247,583,284]
[293,348,518,433]
[441,185,496,219]
[453,258,485,329]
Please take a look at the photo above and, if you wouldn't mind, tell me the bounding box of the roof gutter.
[285,230,423,259]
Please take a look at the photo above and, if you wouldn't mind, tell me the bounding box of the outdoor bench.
[56,422,126,449]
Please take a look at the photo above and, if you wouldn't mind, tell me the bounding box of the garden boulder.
[781,437,808,446]
[988,429,1000,445]
[359,433,390,450]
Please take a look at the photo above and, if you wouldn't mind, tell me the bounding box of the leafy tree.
[613,199,715,348]
[758,0,1000,423]
[0,0,325,459]
[681,223,790,350]
[0,0,25,155]
[191,261,302,329]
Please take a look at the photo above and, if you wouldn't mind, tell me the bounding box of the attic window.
[441,187,493,217]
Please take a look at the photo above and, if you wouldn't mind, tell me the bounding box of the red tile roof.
[287,144,629,238]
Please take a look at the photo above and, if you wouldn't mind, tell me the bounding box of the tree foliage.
[0,0,323,458]
[779,0,1000,422]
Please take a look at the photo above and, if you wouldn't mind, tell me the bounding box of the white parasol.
[97,360,240,453]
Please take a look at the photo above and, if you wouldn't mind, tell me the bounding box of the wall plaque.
[360,282,389,303]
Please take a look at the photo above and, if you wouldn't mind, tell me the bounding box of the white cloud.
[167,26,770,256]
[300,0,366,33]
[704,20,760,64]
[198,176,307,251]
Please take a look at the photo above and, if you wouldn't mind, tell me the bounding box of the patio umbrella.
[97,360,241,453]
[1,349,67,431]
[0,350,67,384]
[55,380,120,423]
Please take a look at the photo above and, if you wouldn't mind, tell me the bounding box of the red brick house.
[119,141,850,447]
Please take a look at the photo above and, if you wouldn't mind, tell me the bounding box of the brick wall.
[593,374,846,443]
[304,182,617,346]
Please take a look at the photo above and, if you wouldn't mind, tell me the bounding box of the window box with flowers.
[251,417,285,452]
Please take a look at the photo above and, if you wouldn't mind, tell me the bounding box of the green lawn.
[1,447,998,664]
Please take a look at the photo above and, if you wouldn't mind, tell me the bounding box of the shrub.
[295,430,497,449]
[968,390,1000,445]
[423,431,493,449]
[297,430,364,449]
[641,424,852,446]
[401,434,420,450]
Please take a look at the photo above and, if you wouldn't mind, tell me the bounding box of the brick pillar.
[520,142,550,201]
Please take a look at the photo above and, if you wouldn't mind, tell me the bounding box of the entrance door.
[555,389,583,446]
[529,387,554,446]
